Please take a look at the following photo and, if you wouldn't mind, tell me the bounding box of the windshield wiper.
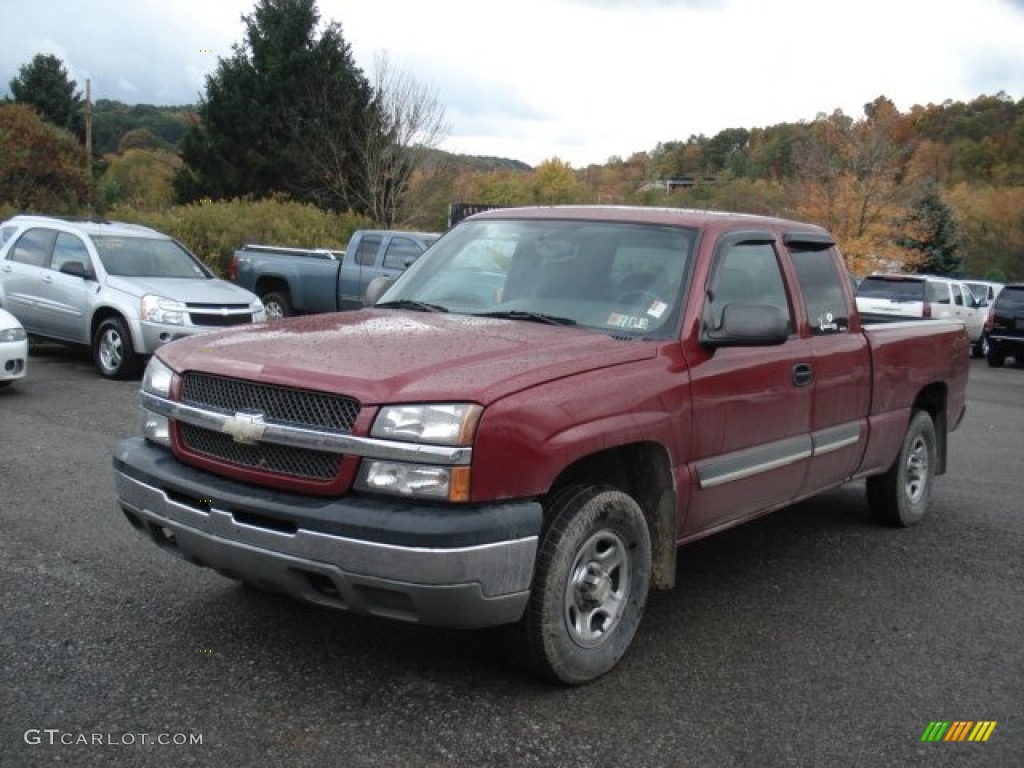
[375,300,449,313]
[476,310,577,326]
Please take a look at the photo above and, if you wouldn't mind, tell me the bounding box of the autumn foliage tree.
[0,103,90,213]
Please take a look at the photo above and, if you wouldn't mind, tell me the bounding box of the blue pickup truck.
[231,229,440,318]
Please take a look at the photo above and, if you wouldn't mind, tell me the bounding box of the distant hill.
[91,101,534,171]
[92,100,194,155]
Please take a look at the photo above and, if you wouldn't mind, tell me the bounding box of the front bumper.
[138,320,210,354]
[0,338,28,381]
[112,438,541,628]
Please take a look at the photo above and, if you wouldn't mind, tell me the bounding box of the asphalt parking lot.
[1,342,1021,768]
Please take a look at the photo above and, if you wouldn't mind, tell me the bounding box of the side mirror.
[364,276,395,306]
[59,261,92,279]
[701,303,790,348]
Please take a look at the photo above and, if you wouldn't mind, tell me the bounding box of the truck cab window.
[789,247,849,335]
[355,235,382,267]
[383,237,422,270]
[707,243,792,331]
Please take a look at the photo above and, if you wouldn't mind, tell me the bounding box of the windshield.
[90,236,212,278]
[378,220,694,338]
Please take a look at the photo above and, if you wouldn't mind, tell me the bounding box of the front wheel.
[506,485,651,685]
[92,317,142,380]
[866,410,936,527]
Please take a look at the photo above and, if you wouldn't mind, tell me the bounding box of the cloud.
[3,0,1024,166]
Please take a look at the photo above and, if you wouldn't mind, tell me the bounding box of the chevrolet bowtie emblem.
[221,412,267,444]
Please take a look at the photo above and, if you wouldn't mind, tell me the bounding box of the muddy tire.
[866,410,936,527]
[506,485,651,685]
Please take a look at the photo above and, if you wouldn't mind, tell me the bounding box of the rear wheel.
[92,317,142,380]
[866,410,936,527]
[260,290,291,320]
[986,343,1005,367]
[506,485,651,685]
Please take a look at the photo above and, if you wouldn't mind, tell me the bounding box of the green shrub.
[108,198,372,275]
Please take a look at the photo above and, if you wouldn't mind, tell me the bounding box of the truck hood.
[158,309,658,405]
[105,276,256,304]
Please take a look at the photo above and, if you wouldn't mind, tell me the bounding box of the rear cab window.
[787,240,850,335]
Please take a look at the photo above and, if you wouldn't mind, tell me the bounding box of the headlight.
[140,357,174,446]
[142,356,174,397]
[356,462,471,502]
[141,294,187,325]
[371,403,482,445]
[250,298,267,323]
[0,327,27,342]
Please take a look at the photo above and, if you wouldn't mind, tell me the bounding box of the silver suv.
[0,216,266,378]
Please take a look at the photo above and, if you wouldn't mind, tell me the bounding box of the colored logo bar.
[921,721,997,742]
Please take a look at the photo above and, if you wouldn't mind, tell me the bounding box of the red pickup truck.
[112,206,969,684]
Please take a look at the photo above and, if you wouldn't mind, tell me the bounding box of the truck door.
[785,235,871,496]
[684,234,813,536]
[338,233,382,309]
[33,232,95,343]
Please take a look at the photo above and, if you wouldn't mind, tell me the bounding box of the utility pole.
[83,79,93,210]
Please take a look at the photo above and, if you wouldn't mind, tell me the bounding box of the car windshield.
[377,219,695,338]
[90,236,211,278]
[857,277,925,302]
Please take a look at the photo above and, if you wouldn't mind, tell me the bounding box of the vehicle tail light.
[922,301,932,318]
[984,306,994,332]
[229,254,238,281]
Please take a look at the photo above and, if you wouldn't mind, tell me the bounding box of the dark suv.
[986,283,1024,367]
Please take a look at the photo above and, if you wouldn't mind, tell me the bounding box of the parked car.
[856,273,987,356]
[0,306,28,388]
[0,215,266,379]
[114,205,969,684]
[985,282,1024,367]
[231,229,441,319]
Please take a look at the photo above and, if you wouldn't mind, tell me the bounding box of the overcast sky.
[3,0,1024,167]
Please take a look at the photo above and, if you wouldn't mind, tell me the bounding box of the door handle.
[1,265,11,272]
[793,362,813,387]
[42,276,53,284]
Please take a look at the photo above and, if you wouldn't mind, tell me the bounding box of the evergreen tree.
[898,182,963,275]
[8,53,82,135]
[175,0,372,211]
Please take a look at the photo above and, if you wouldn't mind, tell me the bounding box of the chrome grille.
[179,424,339,480]
[181,373,360,431]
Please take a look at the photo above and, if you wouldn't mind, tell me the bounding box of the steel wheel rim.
[564,529,630,648]
[265,302,284,320]
[99,328,123,371]
[904,435,929,503]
